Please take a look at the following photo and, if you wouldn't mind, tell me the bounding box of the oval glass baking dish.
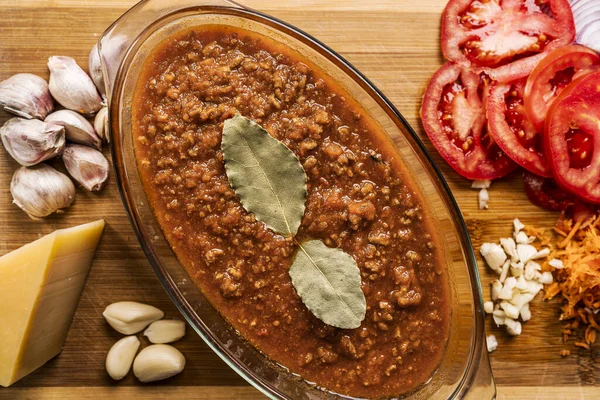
[99,1,495,398]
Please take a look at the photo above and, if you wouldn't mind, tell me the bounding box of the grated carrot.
[525,225,546,238]
[541,214,600,347]
[574,341,590,350]
[590,315,600,331]
[585,326,597,344]
[553,227,568,237]
[558,219,582,248]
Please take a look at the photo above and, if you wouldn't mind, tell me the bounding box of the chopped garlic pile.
[480,218,563,343]
[471,180,491,210]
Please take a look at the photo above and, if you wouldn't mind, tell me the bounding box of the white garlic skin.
[0,73,54,119]
[62,144,109,191]
[48,56,102,115]
[10,164,75,219]
[94,107,109,143]
[45,109,102,150]
[1,118,65,166]
[133,344,185,383]
[89,43,106,98]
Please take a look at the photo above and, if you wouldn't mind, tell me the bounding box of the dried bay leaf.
[290,240,366,329]
[222,115,307,236]
[222,115,365,329]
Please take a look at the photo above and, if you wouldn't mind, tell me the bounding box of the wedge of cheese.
[0,220,105,387]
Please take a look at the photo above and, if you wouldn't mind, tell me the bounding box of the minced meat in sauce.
[132,25,450,399]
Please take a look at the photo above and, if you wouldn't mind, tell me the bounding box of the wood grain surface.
[0,0,598,398]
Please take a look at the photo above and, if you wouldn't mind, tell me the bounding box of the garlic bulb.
[10,164,75,219]
[94,107,109,143]
[0,73,54,119]
[62,144,109,191]
[0,117,65,166]
[48,56,102,115]
[89,43,106,97]
[45,109,102,150]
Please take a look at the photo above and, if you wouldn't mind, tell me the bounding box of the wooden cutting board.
[0,0,597,398]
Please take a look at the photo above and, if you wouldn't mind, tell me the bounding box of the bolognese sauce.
[132,25,450,398]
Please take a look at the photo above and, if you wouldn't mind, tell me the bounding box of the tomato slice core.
[421,62,517,180]
[566,129,593,170]
[440,83,474,152]
[548,67,576,92]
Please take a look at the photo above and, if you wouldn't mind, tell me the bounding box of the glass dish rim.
[106,2,489,399]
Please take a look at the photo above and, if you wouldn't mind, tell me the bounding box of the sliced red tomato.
[524,45,600,131]
[420,62,517,180]
[571,202,599,223]
[545,70,600,204]
[441,0,575,82]
[487,78,552,177]
[523,171,575,211]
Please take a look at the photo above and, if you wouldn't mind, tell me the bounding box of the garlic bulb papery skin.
[10,164,75,219]
[47,56,102,115]
[0,118,65,166]
[89,43,106,98]
[62,144,109,191]
[45,109,102,150]
[94,107,109,143]
[0,73,54,119]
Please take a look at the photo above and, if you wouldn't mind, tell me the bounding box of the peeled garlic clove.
[483,301,494,314]
[45,109,102,150]
[144,320,186,344]
[106,336,140,380]
[516,243,537,265]
[62,144,109,191]
[103,301,164,335]
[480,242,506,273]
[520,303,531,322]
[491,280,502,301]
[10,164,75,219]
[486,334,498,353]
[478,188,489,210]
[94,107,109,143]
[0,73,54,119]
[48,56,102,115]
[133,344,185,383]
[89,43,106,98]
[1,117,65,166]
[471,180,491,189]
[505,317,522,336]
